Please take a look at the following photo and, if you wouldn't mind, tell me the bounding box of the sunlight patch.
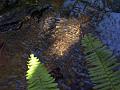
[47,18,80,56]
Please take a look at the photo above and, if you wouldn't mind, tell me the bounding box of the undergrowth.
[82,34,120,90]
[26,54,59,90]
[26,34,120,90]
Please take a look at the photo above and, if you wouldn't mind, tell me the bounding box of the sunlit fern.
[26,54,59,90]
[82,34,120,90]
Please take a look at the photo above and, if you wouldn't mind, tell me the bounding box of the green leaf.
[82,34,120,90]
[26,54,59,90]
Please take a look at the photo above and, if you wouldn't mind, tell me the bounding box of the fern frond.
[82,34,120,90]
[26,54,59,90]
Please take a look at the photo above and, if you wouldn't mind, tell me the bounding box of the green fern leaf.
[26,54,59,90]
[82,34,120,90]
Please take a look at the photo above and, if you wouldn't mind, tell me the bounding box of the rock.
[0,4,52,32]
[96,12,120,55]
[106,0,120,12]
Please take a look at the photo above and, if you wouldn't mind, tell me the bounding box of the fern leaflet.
[82,34,120,90]
[26,54,59,90]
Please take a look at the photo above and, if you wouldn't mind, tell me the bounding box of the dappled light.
[46,18,80,56]
[0,0,119,90]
